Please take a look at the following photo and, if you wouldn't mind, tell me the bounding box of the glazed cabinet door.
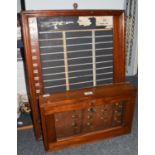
[43,98,129,141]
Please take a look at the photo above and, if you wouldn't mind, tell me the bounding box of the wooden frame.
[21,10,126,139]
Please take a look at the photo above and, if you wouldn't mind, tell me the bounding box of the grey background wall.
[24,0,126,10]
[17,0,21,13]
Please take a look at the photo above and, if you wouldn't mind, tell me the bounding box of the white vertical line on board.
[62,31,70,91]
[92,30,96,87]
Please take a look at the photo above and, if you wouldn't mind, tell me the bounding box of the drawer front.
[53,99,126,139]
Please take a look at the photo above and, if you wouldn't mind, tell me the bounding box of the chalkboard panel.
[37,16,114,93]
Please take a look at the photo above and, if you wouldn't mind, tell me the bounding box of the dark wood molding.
[22,10,124,17]
[113,12,126,82]
[21,13,42,139]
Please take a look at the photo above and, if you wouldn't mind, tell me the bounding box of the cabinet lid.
[39,82,136,108]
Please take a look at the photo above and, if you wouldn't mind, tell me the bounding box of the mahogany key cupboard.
[21,10,137,151]
[40,83,136,151]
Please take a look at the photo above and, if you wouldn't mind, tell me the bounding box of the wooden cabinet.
[21,10,137,151]
[39,83,136,151]
[21,10,126,139]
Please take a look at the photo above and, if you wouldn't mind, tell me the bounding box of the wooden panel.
[37,16,114,93]
[21,14,42,139]
[45,115,57,143]
[46,99,126,140]
[28,17,44,95]
[21,10,124,17]
[113,13,125,82]
[91,103,114,131]
[39,83,136,108]
[55,109,82,139]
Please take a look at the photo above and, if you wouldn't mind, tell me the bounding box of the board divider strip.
[43,66,112,76]
[39,28,113,34]
[44,78,113,89]
[62,31,70,91]
[40,47,113,56]
[39,34,113,42]
[95,35,113,38]
[92,30,96,87]
[40,41,112,49]
[96,54,113,57]
[42,55,113,63]
[44,74,93,82]
[40,48,92,55]
[43,72,113,83]
[39,38,63,41]
[42,62,93,70]
[43,68,92,76]
[67,35,113,40]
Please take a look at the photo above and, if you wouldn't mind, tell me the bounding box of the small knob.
[72,114,75,118]
[103,108,108,112]
[115,110,121,115]
[87,122,92,126]
[72,114,78,118]
[87,115,93,119]
[114,117,118,121]
[73,3,78,10]
[100,117,104,120]
[72,122,78,128]
[118,104,123,108]
[115,103,119,106]
[88,107,96,113]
